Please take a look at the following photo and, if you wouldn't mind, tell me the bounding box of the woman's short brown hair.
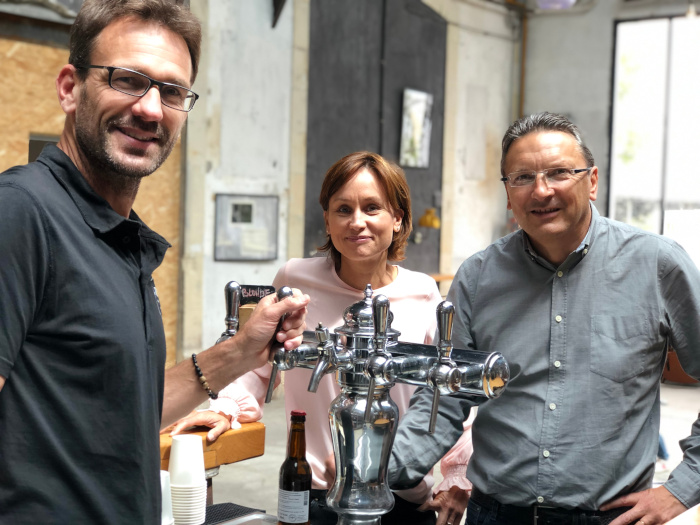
[318,151,413,267]
[69,0,202,84]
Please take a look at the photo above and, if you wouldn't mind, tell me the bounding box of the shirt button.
[537,496,545,503]
[557,271,563,277]
[554,360,561,368]
[555,315,562,323]
[549,403,557,410]
[122,236,131,244]
[583,248,588,255]
[543,450,550,458]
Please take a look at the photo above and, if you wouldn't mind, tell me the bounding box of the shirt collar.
[521,202,598,270]
[37,144,169,248]
[579,203,599,252]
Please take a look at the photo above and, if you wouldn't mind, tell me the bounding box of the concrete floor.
[211,381,700,521]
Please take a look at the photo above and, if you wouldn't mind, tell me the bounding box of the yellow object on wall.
[418,208,441,229]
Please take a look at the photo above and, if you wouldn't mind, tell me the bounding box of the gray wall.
[183,0,296,354]
[382,0,446,274]
[524,1,618,215]
[304,0,384,254]
[523,0,691,217]
[0,0,82,24]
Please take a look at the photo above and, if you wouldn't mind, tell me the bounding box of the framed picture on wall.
[214,194,279,261]
[399,88,433,168]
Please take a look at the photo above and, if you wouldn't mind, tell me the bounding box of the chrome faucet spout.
[308,323,338,393]
[308,356,332,393]
[308,324,337,393]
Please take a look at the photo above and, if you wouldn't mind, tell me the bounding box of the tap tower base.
[337,515,382,525]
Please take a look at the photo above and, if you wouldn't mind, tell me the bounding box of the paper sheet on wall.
[241,228,271,256]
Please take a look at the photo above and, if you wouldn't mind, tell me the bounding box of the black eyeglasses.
[501,167,592,188]
[78,65,199,112]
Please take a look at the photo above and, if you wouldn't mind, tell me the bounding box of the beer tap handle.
[265,286,294,404]
[364,295,390,423]
[429,301,456,434]
[437,300,454,361]
[216,281,241,344]
[266,362,279,404]
[372,295,390,353]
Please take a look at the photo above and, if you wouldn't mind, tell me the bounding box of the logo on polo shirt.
[151,278,162,316]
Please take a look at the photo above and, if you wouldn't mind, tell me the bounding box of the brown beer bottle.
[277,410,312,525]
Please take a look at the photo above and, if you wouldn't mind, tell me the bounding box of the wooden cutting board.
[160,422,265,471]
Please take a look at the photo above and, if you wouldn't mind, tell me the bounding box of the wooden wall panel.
[134,143,182,368]
[0,38,67,168]
[0,36,182,367]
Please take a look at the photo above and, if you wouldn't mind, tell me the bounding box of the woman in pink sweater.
[171,152,472,525]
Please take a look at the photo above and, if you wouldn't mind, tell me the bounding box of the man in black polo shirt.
[0,1,309,523]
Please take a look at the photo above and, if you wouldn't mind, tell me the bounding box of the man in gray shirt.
[390,112,700,524]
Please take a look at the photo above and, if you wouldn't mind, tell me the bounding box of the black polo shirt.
[0,145,169,524]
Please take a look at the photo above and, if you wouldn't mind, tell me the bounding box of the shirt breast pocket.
[590,314,655,382]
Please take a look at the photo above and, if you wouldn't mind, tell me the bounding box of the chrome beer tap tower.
[222,282,510,525]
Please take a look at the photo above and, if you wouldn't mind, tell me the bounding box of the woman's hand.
[167,410,232,442]
[418,486,469,525]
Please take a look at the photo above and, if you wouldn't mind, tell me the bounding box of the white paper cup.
[170,482,207,492]
[171,499,205,512]
[175,509,206,521]
[171,488,207,495]
[171,492,207,501]
[171,496,207,509]
[171,495,207,504]
[160,470,175,525]
[168,446,206,525]
[172,504,205,525]
[173,507,206,521]
[168,435,205,486]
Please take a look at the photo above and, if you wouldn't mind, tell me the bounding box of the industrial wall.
[523,0,691,216]
[2,0,691,363]
[181,0,519,356]
[425,0,518,276]
[181,0,297,358]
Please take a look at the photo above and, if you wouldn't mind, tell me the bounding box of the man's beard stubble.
[74,96,176,193]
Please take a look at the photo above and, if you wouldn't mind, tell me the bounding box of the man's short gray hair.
[500,112,595,176]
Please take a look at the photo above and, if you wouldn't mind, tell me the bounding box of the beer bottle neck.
[287,421,306,458]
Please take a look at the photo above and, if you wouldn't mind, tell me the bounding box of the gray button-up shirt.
[390,205,700,510]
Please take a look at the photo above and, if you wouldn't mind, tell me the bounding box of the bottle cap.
[291,410,306,417]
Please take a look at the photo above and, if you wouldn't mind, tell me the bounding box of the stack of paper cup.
[168,435,207,525]
[160,470,175,525]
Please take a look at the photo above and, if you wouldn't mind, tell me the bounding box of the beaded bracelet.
[191,353,218,400]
